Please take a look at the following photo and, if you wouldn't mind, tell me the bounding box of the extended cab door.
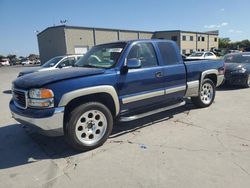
[156,41,186,102]
[117,42,166,112]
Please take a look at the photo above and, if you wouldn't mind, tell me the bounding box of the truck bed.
[184,59,224,83]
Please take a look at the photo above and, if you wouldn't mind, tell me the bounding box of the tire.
[191,78,216,108]
[64,102,113,151]
[243,74,250,88]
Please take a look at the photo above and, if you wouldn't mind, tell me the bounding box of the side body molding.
[58,85,120,116]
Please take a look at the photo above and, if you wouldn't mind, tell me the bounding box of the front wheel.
[65,102,113,151]
[191,78,216,108]
[243,74,250,88]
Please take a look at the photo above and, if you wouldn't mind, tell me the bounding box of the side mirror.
[126,58,141,69]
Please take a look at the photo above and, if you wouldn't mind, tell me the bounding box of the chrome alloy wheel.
[200,83,214,105]
[75,110,107,145]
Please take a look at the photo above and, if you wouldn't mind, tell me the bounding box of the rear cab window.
[157,42,180,65]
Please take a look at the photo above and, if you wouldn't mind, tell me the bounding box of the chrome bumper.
[217,75,225,87]
[11,107,65,136]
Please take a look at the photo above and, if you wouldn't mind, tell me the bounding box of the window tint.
[171,36,178,41]
[190,52,204,57]
[157,42,180,65]
[58,57,75,67]
[127,43,158,68]
[42,56,63,68]
[76,42,126,68]
[205,52,214,56]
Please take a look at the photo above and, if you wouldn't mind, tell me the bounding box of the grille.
[13,89,27,109]
[224,71,231,79]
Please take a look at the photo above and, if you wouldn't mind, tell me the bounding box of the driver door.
[117,42,166,112]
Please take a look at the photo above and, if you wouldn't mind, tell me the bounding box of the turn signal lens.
[29,88,54,99]
[41,89,54,98]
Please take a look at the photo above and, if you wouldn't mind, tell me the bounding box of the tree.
[28,54,39,61]
[7,54,18,65]
[219,38,231,49]
[239,40,250,49]
[0,55,6,61]
[219,38,250,51]
[7,54,16,60]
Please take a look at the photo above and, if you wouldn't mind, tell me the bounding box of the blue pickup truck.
[10,40,224,151]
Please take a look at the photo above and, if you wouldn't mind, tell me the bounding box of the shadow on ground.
[217,84,248,91]
[0,101,196,169]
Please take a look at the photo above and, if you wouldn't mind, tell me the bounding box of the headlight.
[28,88,54,108]
[29,88,54,98]
[18,73,23,77]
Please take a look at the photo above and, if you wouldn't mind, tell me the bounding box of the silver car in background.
[18,54,83,77]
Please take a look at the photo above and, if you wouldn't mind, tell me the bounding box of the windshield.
[224,53,250,64]
[190,52,204,57]
[42,56,63,68]
[76,42,126,68]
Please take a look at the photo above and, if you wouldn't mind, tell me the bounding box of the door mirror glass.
[126,58,141,69]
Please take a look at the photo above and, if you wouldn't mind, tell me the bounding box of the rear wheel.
[191,78,216,108]
[65,102,113,151]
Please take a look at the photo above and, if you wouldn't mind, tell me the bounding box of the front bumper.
[224,72,247,85]
[217,75,224,87]
[10,101,64,136]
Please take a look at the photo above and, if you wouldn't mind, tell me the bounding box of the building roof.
[37,25,154,36]
[38,25,219,37]
[154,30,219,35]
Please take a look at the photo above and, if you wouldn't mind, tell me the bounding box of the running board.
[119,101,186,122]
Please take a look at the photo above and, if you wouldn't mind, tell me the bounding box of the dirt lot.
[0,66,250,188]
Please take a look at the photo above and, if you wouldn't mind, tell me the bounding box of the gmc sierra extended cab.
[10,40,225,151]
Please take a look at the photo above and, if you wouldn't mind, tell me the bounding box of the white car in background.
[0,59,10,66]
[186,52,217,60]
[21,60,32,65]
[18,54,83,77]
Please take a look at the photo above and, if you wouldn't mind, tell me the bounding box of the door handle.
[155,71,163,78]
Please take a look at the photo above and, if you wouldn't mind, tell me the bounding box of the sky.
[0,0,249,56]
